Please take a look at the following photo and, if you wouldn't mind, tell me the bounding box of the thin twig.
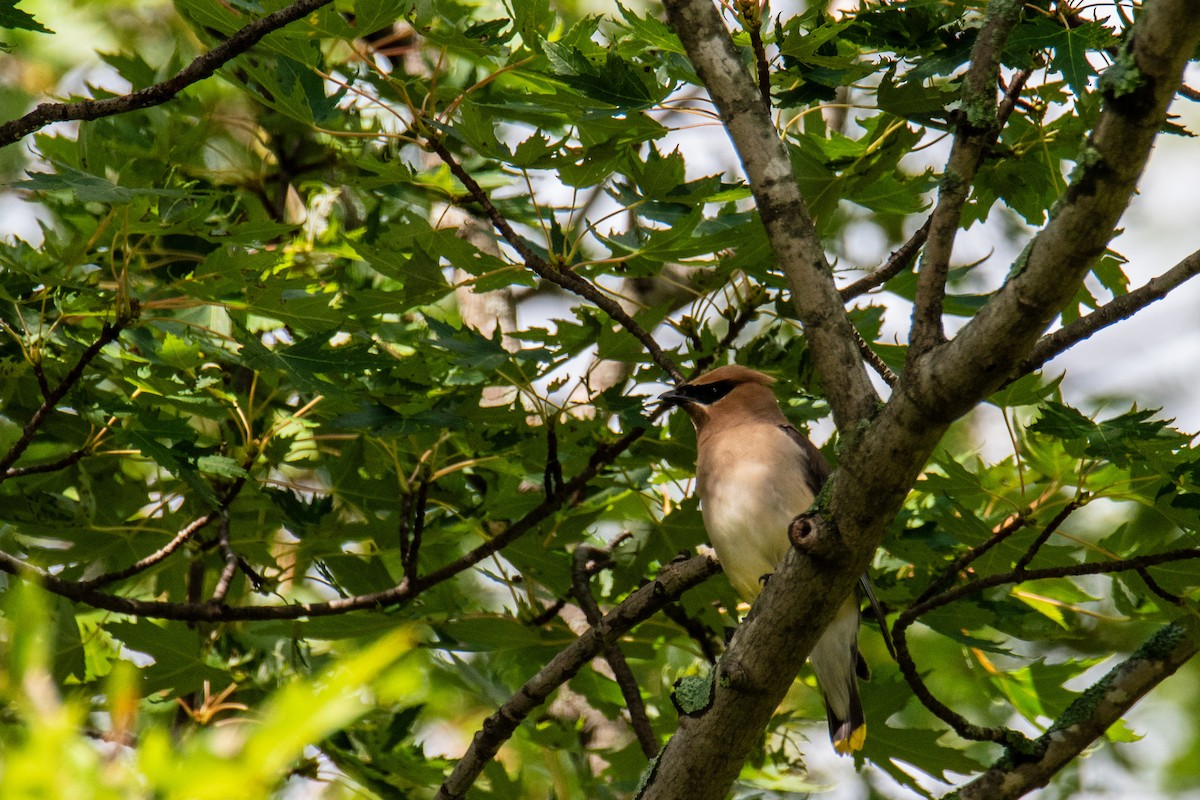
[892,544,1200,747]
[0,318,128,479]
[914,511,1029,605]
[1012,500,1080,573]
[210,514,239,604]
[572,543,659,759]
[1134,567,1185,607]
[543,418,563,496]
[81,476,248,589]
[527,597,568,627]
[434,553,720,800]
[852,327,897,386]
[749,28,771,108]
[0,0,337,148]
[740,0,772,110]
[31,361,51,399]
[426,137,684,384]
[402,479,430,580]
[690,295,766,376]
[398,488,416,570]
[839,219,931,301]
[0,420,660,622]
[1019,248,1200,376]
[4,445,91,478]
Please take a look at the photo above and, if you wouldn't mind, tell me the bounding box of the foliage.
[0,0,1198,799]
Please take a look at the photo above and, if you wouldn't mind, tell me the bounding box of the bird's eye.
[688,380,735,405]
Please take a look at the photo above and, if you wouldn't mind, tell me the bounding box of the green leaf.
[0,0,52,33]
[13,164,190,203]
[1004,16,1118,97]
[541,39,663,109]
[119,428,221,510]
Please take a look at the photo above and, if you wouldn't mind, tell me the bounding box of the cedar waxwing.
[659,364,871,755]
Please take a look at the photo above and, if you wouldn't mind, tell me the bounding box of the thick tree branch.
[433,553,721,800]
[1020,247,1200,375]
[639,6,1200,799]
[0,0,336,149]
[427,138,684,384]
[906,2,1200,426]
[908,7,1025,355]
[640,510,873,799]
[951,622,1200,800]
[661,0,877,429]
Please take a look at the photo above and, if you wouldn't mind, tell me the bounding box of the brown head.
[658,365,788,441]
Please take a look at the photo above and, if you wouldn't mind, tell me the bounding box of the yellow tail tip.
[834,724,867,755]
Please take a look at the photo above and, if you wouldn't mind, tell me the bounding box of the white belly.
[698,432,815,600]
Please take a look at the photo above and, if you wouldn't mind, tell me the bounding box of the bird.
[659,364,874,755]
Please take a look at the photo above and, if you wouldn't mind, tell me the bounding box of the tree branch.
[950,622,1200,800]
[638,6,1200,799]
[1012,499,1080,573]
[0,318,127,479]
[661,0,877,429]
[400,477,429,580]
[1020,247,1200,375]
[433,553,721,800]
[734,0,771,108]
[839,218,930,302]
[80,475,248,589]
[427,137,684,384]
[0,0,336,149]
[906,2,1200,427]
[3,444,91,479]
[690,290,767,376]
[908,6,1024,355]
[210,513,239,605]
[852,326,897,387]
[572,544,659,759]
[0,422,655,622]
[914,509,1029,606]
[892,545,1200,747]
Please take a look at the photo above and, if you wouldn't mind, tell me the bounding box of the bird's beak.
[657,386,688,408]
[652,388,691,412]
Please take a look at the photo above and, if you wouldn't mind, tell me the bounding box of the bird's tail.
[810,594,867,755]
[825,684,867,755]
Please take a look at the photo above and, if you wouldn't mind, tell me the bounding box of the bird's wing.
[779,424,895,660]
[777,424,831,497]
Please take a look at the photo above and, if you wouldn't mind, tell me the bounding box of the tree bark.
[642,2,1200,798]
